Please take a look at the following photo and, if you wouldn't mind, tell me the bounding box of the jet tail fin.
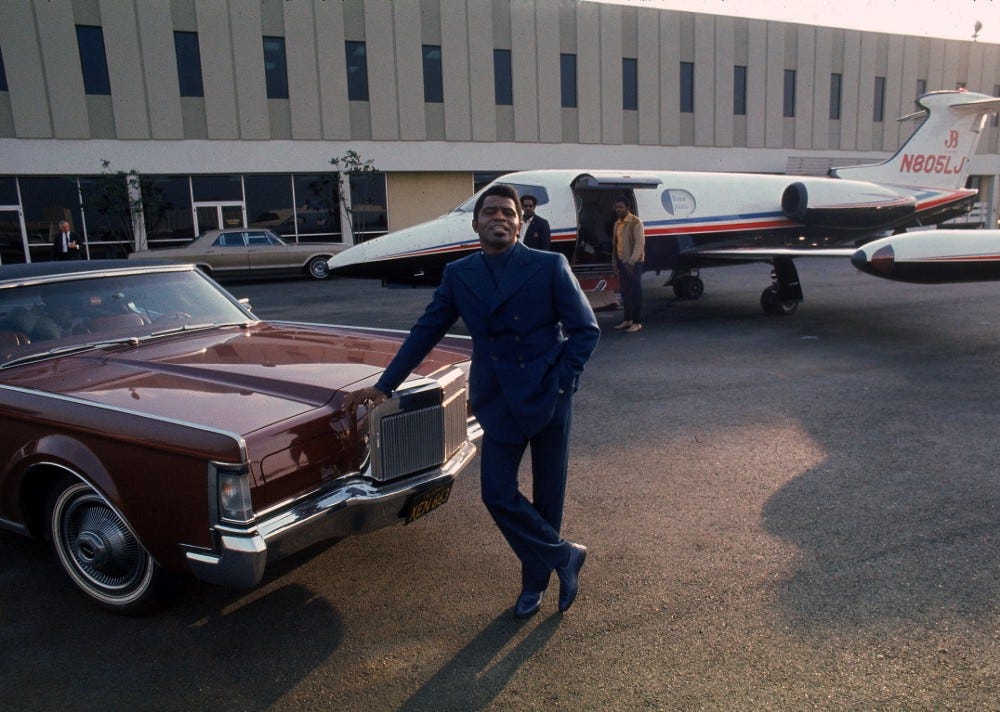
[831,90,1000,190]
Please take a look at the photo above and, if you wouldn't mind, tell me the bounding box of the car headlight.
[216,465,254,523]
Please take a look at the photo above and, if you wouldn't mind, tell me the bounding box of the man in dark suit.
[345,184,600,617]
[520,194,551,251]
[52,220,83,261]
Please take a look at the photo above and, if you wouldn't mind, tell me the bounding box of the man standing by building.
[612,198,645,333]
[51,220,82,261]
[345,184,599,618]
[520,194,551,251]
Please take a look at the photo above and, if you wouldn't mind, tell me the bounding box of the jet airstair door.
[569,173,663,191]
[570,174,660,269]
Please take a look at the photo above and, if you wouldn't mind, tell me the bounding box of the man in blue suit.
[346,184,600,617]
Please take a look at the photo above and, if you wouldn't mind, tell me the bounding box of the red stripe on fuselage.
[921,254,1000,262]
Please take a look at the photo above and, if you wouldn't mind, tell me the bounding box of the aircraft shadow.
[755,297,1000,630]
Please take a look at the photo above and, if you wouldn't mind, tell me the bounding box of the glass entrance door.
[0,209,28,265]
[194,203,245,235]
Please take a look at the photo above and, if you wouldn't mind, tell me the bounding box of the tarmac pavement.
[3,259,1000,710]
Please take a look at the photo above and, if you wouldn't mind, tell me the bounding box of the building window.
[245,175,295,236]
[349,172,388,238]
[0,45,7,91]
[422,45,443,103]
[192,175,242,202]
[830,73,842,120]
[622,58,638,110]
[345,41,369,101]
[173,31,203,98]
[560,54,577,108]
[733,65,747,115]
[19,176,83,254]
[144,176,194,242]
[0,177,16,204]
[494,49,512,106]
[76,25,111,95]
[994,85,999,126]
[293,174,341,240]
[916,79,926,99]
[263,37,289,99]
[873,76,886,122]
[679,62,694,113]
[783,69,796,118]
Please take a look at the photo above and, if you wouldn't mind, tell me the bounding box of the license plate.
[400,482,453,525]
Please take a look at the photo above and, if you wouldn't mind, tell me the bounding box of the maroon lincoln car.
[0,261,478,613]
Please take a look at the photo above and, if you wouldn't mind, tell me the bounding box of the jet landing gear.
[671,271,704,300]
[760,257,802,316]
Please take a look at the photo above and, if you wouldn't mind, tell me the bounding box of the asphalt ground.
[3,259,1000,711]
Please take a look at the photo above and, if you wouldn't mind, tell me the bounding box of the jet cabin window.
[454,184,550,213]
[661,189,695,217]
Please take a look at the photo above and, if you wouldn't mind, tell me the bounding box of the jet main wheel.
[760,286,799,316]
[47,477,166,614]
[307,256,331,280]
[672,275,704,300]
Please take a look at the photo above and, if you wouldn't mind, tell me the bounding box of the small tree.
[82,160,168,255]
[329,150,379,239]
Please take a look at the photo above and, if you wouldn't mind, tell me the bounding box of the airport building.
[1,0,998,263]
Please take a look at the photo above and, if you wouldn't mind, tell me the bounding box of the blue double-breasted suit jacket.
[376,241,600,443]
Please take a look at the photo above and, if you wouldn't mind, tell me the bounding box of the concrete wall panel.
[99,0,149,139]
[0,1,53,137]
[35,0,89,138]
[195,1,239,138]
[229,0,268,139]
[364,0,398,140]
[441,0,471,141]
[136,0,182,139]
[283,1,321,140]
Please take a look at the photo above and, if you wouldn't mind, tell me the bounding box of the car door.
[205,231,252,273]
[246,230,289,272]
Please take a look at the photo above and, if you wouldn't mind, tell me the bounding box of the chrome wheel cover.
[308,258,330,279]
[52,484,153,604]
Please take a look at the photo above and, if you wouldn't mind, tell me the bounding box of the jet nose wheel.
[760,286,799,315]
[672,275,704,300]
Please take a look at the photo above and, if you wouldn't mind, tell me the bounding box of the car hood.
[2,322,469,436]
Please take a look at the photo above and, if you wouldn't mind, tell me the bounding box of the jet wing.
[693,247,857,260]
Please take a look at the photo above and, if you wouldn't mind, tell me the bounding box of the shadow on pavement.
[398,612,562,711]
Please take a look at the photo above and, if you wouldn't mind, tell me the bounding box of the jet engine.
[780,179,916,232]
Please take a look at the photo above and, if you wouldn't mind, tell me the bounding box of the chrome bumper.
[184,439,477,588]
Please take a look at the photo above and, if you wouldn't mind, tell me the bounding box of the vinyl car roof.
[0,260,192,284]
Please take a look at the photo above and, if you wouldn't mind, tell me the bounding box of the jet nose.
[852,243,895,276]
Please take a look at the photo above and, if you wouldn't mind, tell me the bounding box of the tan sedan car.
[130,228,347,280]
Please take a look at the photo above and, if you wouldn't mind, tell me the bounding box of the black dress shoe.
[557,543,587,612]
[514,589,544,618]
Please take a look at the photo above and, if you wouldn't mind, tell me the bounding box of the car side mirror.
[238,297,253,313]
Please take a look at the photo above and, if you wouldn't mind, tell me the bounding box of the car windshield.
[0,269,254,366]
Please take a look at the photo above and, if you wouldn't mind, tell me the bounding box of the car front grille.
[370,367,468,483]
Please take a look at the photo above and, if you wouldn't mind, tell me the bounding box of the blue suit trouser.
[479,394,574,592]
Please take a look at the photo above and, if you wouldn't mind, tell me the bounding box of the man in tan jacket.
[612,198,645,333]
